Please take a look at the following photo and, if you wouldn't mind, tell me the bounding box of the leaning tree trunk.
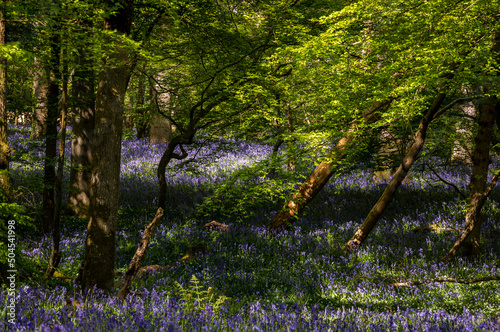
[266,101,391,231]
[81,0,134,293]
[117,207,164,300]
[441,96,499,262]
[345,93,446,250]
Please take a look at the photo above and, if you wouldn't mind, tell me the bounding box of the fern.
[175,275,228,316]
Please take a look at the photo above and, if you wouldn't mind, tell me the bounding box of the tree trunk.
[451,87,476,165]
[68,46,95,218]
[0,0,10,205]
[441,96,499,262]
[117,207,164,300]
[157,135,189,209]
[268,138,283,178]
[32,56,48,138]
[41,33,61,234]
[46,52,68,277]
[345,93,446,250]
[81,0,134,293]
[150,74,175,144]
[441,32,500,261]
[266,102,391,231]
[135,70,149,139]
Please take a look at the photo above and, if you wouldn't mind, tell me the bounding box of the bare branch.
[482,167,500,198]
[432,96,483,120]
[392,275,500,287]
[426,162,467,198]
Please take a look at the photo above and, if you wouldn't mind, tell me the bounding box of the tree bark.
[82,0,134,293]
[32,56,48,139]
[441,97,499,262]
[135,69,149,139]
[0,1,9,285]
[345,93,446,250]
[117,208,164,300]
[441,32,500,261]
[266,101,391,231]
[268,138,284,178]
[41,32,61,234]
[68,45,95,218]
[0,0,10,205]
[157,136,188,209]
[46,51,69,277]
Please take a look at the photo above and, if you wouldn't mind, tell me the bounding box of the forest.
[0,0,499,330]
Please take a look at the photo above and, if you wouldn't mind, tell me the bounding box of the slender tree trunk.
[0,0,9,287]
[68,47,95,218]
[135,70,149,139]
[268,138,283,178]
[46,50,69,277]
[157,140,178,210]
[266,102,391,230]
[41,32,61,234]
[345,94,445,249]
[285,107,296,172]
[157,135,189,209]
[441,97,499,262]
[81,0,134,293]
[0,0,10,205]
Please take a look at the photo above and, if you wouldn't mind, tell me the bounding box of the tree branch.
[432,96,483,120]
[171,144,188,160]
[392,275,500,287]
[482,167,500,198]
[426,162,467,198]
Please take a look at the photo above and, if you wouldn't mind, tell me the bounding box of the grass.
[2,124,500,331]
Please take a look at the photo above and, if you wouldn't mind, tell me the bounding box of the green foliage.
[175,274,229,315]
[196,153,307,222]
[0,199,35,266]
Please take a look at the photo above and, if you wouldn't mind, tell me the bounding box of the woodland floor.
[3,125,500,331]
